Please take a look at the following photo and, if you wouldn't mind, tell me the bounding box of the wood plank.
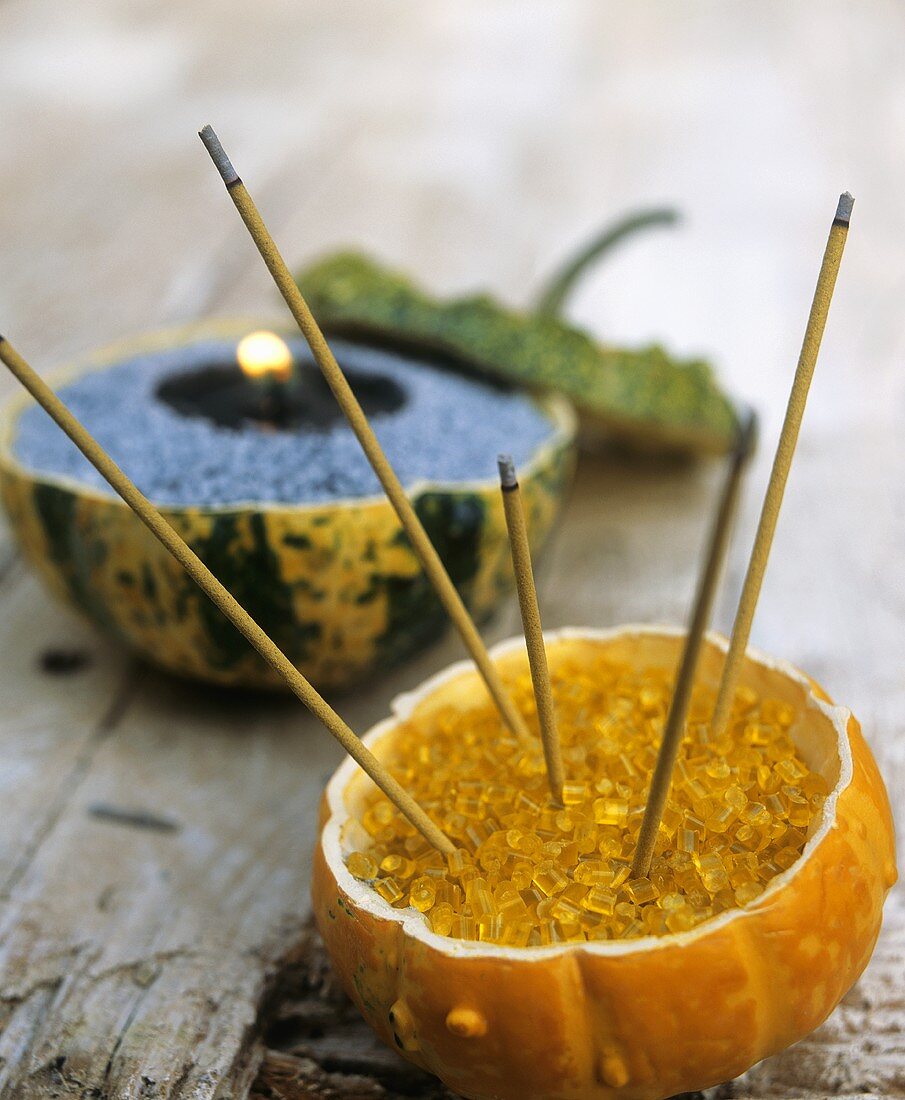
[0,1,902,1096]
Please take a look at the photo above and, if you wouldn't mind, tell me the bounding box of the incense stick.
[0,335,453,855]
[631,410,757,878]
[498,454,564,804]
[710,192,852,740]
[199,124,529,742]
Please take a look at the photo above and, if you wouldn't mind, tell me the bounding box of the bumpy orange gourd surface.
[313,628,897,1100]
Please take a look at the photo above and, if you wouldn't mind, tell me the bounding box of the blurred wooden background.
[0,2,902,1097]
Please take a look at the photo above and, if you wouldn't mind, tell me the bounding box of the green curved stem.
[535,207,680,319]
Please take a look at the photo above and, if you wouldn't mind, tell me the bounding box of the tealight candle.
[236,329,294,427]
[153,329,405,435]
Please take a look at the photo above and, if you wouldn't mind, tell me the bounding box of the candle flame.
[237,331,293,382]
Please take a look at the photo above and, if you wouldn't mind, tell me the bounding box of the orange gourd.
[312,627,896,1100]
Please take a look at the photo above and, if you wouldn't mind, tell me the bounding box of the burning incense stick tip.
[199,125,239,186]
[497,453,518,490]
[834,191,854,226]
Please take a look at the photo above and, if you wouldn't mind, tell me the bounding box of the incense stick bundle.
[0,335,453,855]
[631,411,757,877]
[498,454,564,804]
[198,125,529,743]
[710,193,852,739]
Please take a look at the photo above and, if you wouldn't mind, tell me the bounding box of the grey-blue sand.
[13,338,557,506]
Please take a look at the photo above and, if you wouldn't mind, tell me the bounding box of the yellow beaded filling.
[344,654,828,945]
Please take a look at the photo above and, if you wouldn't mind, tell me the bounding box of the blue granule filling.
[13,337,557,507]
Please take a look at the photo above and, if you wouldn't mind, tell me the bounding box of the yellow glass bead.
[374,877,405,905]
[380,854,417,880]
[430,902,455,935]
[346,851,379,880]
[451,913,477,940]
[776,757,806,784]
[574,823,598,854]
[642,908,669,935]
[465,877,494,918]
[510,861,534,891]
[594,798,629,827]
[446,848,472,878]
[745,723,772,747]
[550,897,583,923]
[532,861,569,897]
[409,877,438,912]
[624,877,660,905]
[573,860,613,886]
[362,801,395,837]
[695,852,729,895]
[581,886,617,915]
[498,893,529,921]
[705,759,731,782]
[705,804,739,834]
[755,768,781,797]
[676,828,698,854]
[559,841,579,867]
[477,913,504,942]
[610,862,631,888]
[765,793,786,817]
[660,803,683,834]
[740,802,771,828]
[783,787,811,827]
[724,786,747,811]
[561,781,589,806]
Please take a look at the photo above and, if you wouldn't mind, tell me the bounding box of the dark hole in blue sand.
[155,361,407,432]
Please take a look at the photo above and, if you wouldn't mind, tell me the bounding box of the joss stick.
[710,192,853,740]
[498,455,565,804]
[199,124,530,743]
[0,335,454,855]
[631,411,758,878]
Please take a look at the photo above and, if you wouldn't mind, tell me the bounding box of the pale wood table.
[0,3,902,1097]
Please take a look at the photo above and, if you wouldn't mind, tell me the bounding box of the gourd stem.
[534,208,679,319]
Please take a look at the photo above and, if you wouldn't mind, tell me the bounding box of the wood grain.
[0,2,902,1097]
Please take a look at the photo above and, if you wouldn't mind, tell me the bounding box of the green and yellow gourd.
[0,320,575,691]
[2,216,738,688]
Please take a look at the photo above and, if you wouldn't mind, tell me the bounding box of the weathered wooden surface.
[0,2,902,1097]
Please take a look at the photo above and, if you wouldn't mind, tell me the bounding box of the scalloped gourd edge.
[295,251,739,456]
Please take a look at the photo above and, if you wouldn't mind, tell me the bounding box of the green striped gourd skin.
[295,252,739,456]
[0,322,576,691]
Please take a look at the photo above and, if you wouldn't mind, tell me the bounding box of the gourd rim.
[0,317,576,513]
[320,624,854,960]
